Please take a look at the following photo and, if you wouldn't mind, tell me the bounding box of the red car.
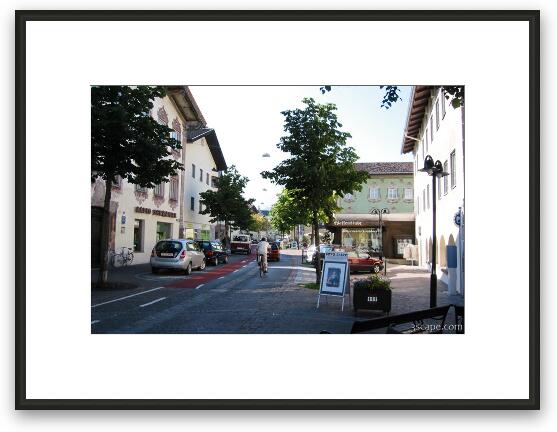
[347,250,384,274]
[267,242,281,262]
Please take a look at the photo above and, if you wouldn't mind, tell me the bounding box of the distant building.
[401,85,464,295]
[328,162,415,258]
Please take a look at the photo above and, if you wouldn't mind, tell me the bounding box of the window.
[169,177,179,200]
[404,187,413,200]
[422,190,426,211]
[430,117,434,142]
[450,150,456,188]
[426,184,430,209]
[135,183,147,193]
[435,99,440,130]
[443,161,449,195]
[133,219,144,252]
[369,187,380,200]
[200,168,204,182]
[417,196,420,214]
[425,128,428,152]
[442,89,447,118]
[154,183,164,197]
[199,199,203,214]
[190,196,195,211]
[192,164,196,179]
[438,176,442,200]
[387,187,398,200]
[206,172,209,185]
[112,175,122,188]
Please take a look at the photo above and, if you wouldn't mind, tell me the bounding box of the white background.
[2,0,555,430]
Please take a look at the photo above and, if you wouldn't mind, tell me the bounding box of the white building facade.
[402,86,465,295]
[91,86,227,266]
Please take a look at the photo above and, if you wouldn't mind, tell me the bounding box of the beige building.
[91,86,227,266]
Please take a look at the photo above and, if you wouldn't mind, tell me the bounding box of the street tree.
[91,85,182,287]
[262,98,369,283]
[249,213,268,238]
[320,85,464,109]
[199,166,255,246]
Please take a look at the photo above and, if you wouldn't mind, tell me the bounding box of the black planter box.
[353,280,391,314]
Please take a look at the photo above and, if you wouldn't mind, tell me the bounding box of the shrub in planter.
[353,275,392,315]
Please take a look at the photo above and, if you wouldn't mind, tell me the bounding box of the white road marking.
[218,276,225,279]
[139,297,167,308]
[242,265,247,268]
[91,320,100,325]
[233,269,239,273]
[195,284,205,290]
[91,287,163,308]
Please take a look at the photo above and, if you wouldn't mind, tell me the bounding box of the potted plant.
[353,274,392,315]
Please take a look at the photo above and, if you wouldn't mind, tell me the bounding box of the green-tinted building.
[327,162,415,258]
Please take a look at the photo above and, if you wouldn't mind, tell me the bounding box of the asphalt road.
[91,250,317,333]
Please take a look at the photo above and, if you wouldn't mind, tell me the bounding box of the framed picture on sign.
[15,9,539,410]
[320,261,348,296]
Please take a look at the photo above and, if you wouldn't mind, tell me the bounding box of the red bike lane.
[164,256,256,289]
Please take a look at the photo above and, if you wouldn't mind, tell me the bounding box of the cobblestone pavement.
[91,249,463,334]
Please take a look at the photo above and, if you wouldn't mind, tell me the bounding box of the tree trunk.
[313,211,320,284]
[97,175,113,287]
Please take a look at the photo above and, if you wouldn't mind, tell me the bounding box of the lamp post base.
[430,273,437,308]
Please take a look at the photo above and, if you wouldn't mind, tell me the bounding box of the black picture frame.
[15,9,540,410]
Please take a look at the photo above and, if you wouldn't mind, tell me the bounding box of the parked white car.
[150,239,206,275]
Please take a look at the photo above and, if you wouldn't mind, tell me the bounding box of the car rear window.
[270,243,279,250]
[211,241,223,251]
[155,241,183,253]
[198,241,211,250]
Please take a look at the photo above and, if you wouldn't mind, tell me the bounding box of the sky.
[189,85,413,210]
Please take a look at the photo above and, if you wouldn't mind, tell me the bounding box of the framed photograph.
[320,262,348,296]
[15,10,539,409]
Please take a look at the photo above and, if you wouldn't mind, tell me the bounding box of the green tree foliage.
[262,98,369,282]
[199,166,255,244]
[91,85,182,286]
[320,85,465,109]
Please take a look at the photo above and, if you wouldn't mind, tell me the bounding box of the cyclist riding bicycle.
[257,237,269,273]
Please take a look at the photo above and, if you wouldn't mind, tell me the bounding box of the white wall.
[412,87,465,293]
[183,136,219,239]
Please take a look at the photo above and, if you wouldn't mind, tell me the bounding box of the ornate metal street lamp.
[418,155,449,308]
[370,207,389,268]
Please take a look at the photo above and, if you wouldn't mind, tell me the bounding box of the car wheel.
[199,259,206,271]
[373,264,381,274]
[151,267,159,274]
[184,262,192,275]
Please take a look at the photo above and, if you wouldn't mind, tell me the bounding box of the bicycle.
[110,247,134,268]
[257,253,267,277]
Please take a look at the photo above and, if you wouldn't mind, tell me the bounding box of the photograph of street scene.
[91,85,464,334]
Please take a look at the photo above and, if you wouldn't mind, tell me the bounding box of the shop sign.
[135,206,176,218]
[333,220,363,226]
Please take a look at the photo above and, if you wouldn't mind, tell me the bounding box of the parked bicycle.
[110,247,134,268]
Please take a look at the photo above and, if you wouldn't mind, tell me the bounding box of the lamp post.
[418,155,449,308]
[370,207,389,267]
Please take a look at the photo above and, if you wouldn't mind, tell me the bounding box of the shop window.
[450,150,456,189]
[444,161,449,195]
[154,183,164,197]
[156,222,172,242]
[134,219,144,252]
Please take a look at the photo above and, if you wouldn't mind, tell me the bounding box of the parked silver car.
[150,239,206,275]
